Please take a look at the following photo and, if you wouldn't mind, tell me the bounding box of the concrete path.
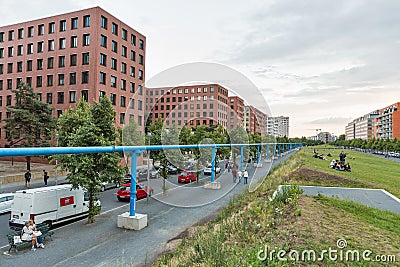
[279,185,400,214]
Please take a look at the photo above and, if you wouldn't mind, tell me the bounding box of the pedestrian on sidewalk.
[243,169,249,184]
[237,169,242,183]
[232,168,237,183]
[25,170,31,188]
[43,170,49,186]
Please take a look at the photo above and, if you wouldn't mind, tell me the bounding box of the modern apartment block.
[266,116,289,137]
[228,96,244,130]
[345,111,379,140]
[244,105,267,135]
[0,7,146,146]
[374,102,400,139]
[145,84,229,128]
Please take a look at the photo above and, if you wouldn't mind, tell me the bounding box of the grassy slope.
[154,149,400,267]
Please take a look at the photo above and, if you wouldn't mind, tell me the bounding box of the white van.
[9,184,97,229]
[0,193,14,214]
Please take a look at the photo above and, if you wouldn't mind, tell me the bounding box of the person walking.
[237,169,242,183]
[24,170,31,188]
[232,168,237,183]
[43,170,49,186]
[243,170,249,184]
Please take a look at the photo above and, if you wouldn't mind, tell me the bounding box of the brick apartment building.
[374,102,400,139]
[244,105,267,135]
[0,7,146,147]
[145,84,230,128]
[228,96,244,130]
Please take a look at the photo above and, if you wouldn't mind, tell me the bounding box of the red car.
[178,170,197,183]
[117,183,153,201]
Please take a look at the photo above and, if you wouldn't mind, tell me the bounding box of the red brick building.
[0,7,146,146]
[244,105,267,135]
[145,84,229,128]
[374,102,400,139]
[228,96,244,129]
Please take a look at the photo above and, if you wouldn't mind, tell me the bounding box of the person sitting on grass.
[344,162,351,172]
[329,159,337,169]
[335,162,344,171]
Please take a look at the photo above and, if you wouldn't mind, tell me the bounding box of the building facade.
[244,105,267,135]
[374,102,400,139]
[0,7,146,146]
[145,84,229,128]
[345,111,379,140]
[228,96,244,130]
[266,116,289,137]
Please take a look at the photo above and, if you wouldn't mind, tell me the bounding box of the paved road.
[0,151,296,266]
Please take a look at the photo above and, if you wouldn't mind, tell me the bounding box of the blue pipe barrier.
[240,146,244,170]
[211,147,216,182]
[257,145,260,164]
[130,152,138,216]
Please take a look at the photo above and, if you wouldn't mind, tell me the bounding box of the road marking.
[150,207,174,220]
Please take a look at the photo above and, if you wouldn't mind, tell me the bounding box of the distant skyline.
[1,0,399,137]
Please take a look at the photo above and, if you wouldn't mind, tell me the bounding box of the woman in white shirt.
[21,221,38,251]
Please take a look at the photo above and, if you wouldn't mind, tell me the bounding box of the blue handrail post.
[257,145,260,164]
[129,151,138,216]
[266,144,269,160]
[240,146,244,170]
[211,147,216,182]
[273,143,277,158]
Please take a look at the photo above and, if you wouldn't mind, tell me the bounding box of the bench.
[6,223,54,253]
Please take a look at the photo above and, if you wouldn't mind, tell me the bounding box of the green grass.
[299,147,400,198]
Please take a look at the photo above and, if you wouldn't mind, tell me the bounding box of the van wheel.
[44,221,52,229]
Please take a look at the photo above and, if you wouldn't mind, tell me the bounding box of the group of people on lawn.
[313,149,352,172]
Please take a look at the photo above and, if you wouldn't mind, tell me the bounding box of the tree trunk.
[88,190,94,224]
[26,156,31,171]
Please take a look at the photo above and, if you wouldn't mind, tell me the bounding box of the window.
[139,39,144,49]
[129,98,134,109]
[120,96,126,107]
[58,74,65,85]
[112,23,118,35]
[47,75,53,86]
[26,43,33,55]
[138,100,143,110]
[0,48,3,58]
[110,93,116,105]
[81,90,88,101]
[36,76,42,87]
[99,90,106,99]
[48,40,54,51]
[130,66,135,77]
[8,30,14,41]
[8,46,13,57]
[69,72,76,85]
[26,77,32,86]
[83,15,90,27]
[46,93,52,104]
[0,64,2,74]
[7,79,12,89]
[38,24,44,36]
[121,62,126,74]
[46,57,53,69]
[120,113,125,124]
[131,34,136,45]
[37,93,42,101]
[203,87,208,93]
[203,95,208,101]
[121,79,126,90]
[130,50,136,61]
[27,60,32,71]
[210,87,214,92]
[97,14,105,28]
[57,110,62,118]
[70,54,77,66]
[112,40,117,53]
[111,58,117,70]
[71,18,78,29]
[6,95,12,106]
[191,88,195,94]
[82,71,89,84]
[83,34,90,46]
[48,22,55,33]
[59,38,66,49]
[100,53,107,66]
[60,20,66,32]
[58,56,65,67]
[110,76,116,87]
[17,45,23,56]
[27,26,34,37]
[37,59,43,70]
[82,52,89,65]
[184,88,188,94]
[139,54,144,65]
[69,91,76,103]
[122,28,127,40]
[36,41,43,53]
[210,95,214,100]
[17,61,22,72]
[100,35,107,48]
[18,28,24,39]
[0,32,3,42]
[99,72,106,85]
[57,92,64,104]
[138,70,143,80]
[122,45,127,57]
[71,36,77,48]
[130,82,135,93]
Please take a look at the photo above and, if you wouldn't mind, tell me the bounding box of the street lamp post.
[146,132,151,203]
[55,133,59,185]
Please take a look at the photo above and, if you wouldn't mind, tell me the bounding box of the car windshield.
[181,172,188,176]
[119,186,129,191]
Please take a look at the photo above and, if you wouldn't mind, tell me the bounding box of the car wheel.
[117,196,122,201]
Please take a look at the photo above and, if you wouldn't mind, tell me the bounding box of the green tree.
[54,98,124,224]
[3,83,56,170]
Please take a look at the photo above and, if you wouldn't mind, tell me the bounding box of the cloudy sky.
[1,0,399,137]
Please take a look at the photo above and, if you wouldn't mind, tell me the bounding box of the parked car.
[117,183,153,201]
[100,181,118,192]
[203,164,221,175]
[0,193,14,214]
[137,168,159,180]
[157,165,179,174]
[178,170,197,183]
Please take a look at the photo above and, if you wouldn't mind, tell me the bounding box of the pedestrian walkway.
[278,185,400,214]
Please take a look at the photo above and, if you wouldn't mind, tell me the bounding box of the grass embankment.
[154,148,400,267]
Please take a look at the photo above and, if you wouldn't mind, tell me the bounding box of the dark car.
[157,165,179,174]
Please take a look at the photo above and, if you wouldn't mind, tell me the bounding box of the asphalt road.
[0,151,296,266]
